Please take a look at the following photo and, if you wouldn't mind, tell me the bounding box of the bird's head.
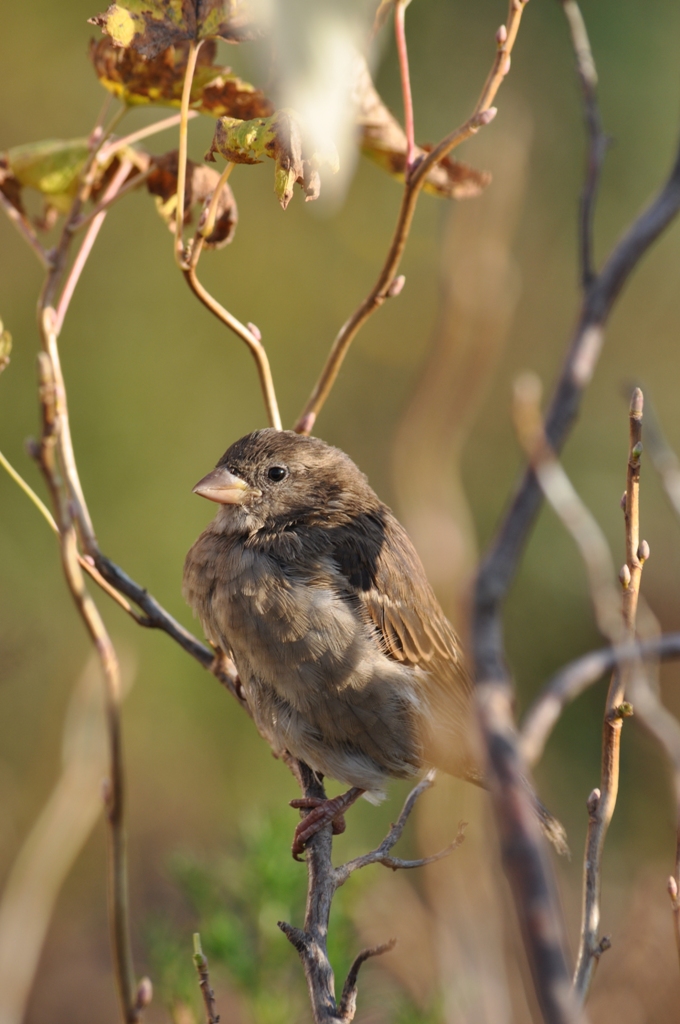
[192,429,379,533]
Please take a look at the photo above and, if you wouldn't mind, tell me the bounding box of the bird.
[183,429,564,858]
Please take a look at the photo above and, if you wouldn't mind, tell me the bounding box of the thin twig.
[337,940,397,1022]
[0,189,51,268]
[560,0,608,288]
[513,371,622,644]
[98,111,200,165]
[193,933,220,1024]
[73,167,153,234]
[175,41,202,266]
[335,772,465,883]
[394,1,415,173]
[572,388,645,1001]
[182,264,282,430]
[31,354,139,1023]
[519,633,680,768]
[54,159,133,336]
[293,0,529,435]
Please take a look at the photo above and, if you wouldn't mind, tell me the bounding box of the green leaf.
[207,110,338,209]
[5,139,90,210]
[90,37,274,120]
[89,0,256,59]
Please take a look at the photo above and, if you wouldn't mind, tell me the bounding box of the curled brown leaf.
[146,150,237,247]
[90,38,274,121]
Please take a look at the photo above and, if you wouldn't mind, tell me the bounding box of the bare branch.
[193,933,220,1024]
[471,3,680,1008]
[573,388,645,1002]
[293,0,529,435]
[98,111,200,165]
[335,772,466,883]
[182,263,282,430]
[174,40,202,266]
[519,633,680,768]
[559,0,608,287]
[394,2,415,173]
[337,940,397,1023]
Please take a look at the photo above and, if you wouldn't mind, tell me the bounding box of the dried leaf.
[89,0,256,59]
[352,55,490,199]
[0,320,11,376]
[90,37,274,120]
[146,149,237,247]
[207,110,338,209]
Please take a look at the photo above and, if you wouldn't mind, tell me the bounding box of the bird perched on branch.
[183,429,564,858]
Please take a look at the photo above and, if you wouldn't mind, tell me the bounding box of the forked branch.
[294,0,529,435]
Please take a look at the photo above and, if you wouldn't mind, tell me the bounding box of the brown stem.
[182,263,282,430]
[31,355,138,1023]
[193,934,220,1024]
[394,1,415,172]
[98,110,200,165]
[572,388,644,1001]
[175,40,202,266]
[293,2,530,435]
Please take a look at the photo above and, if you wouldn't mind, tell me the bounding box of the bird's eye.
[267,465,287,482]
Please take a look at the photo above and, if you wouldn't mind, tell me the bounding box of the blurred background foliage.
[2,1,680,1021]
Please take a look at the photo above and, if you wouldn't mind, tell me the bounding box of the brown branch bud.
[629,386,644,419]
[135,977,153,1009]
[586,788,601,815]
[387,275,406,298]
[496,24,508,44]
[247,321,262,342]
[595,936,612,958]
[620,490,627,511]
[619,564,631,589]
[637,539,650,563]
[668,875,679,906]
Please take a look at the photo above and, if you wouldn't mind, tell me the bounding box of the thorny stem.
[183,263,282,430]
[294,0,528,435]
[394,1,415,173]
[573,388,645,1002]
[175,40,202,267]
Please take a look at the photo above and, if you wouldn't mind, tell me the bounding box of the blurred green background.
[2,1,680,1021]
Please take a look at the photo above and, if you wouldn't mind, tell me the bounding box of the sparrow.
[183,429,563,857]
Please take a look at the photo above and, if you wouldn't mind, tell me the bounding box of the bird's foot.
[290,787,365,860]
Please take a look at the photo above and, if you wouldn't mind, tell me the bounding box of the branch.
[182,263,282,430]
[335,772,466,883]
[519,632,680,768]
[98,110,200,165]
[174,40,202,266]
[193,933,220,1024]
[293,0,529,435]
[394,1,415,173]
[560,0,608,287]
[572,389,646,1002]
[30,354,139,1023]
[471,2,680,1012]
[279,763,462,1024]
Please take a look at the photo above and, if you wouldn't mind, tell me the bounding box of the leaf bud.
[587,788,601,814]
[387,275,406,298]
[668,876,679,901]
[620,491,627,511]
[637,539,650,563]
[631,441,643,461]
[496,24,508,44]
[135,978,153,1008]
[619,564,631,589]
[247,322,262,342]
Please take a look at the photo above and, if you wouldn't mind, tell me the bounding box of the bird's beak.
[192,466,254,504]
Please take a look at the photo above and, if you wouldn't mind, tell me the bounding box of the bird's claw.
[289,788,364,860]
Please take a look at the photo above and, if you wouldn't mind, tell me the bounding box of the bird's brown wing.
[326,507,479,779]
